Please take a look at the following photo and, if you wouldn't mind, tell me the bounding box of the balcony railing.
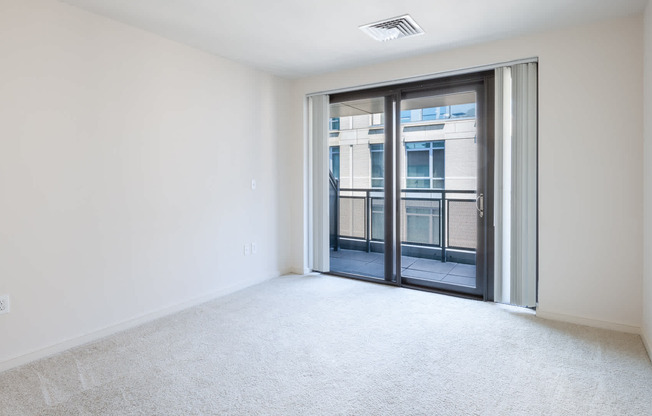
[330,187,477,263]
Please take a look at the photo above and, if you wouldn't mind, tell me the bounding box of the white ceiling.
[61,0,648,79]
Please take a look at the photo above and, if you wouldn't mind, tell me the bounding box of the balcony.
[330,248,476,286]
[329,175,477,287]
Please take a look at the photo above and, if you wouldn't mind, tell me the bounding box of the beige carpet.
[1,274,651,415]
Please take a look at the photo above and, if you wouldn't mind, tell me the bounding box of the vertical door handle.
[476,193,484,218]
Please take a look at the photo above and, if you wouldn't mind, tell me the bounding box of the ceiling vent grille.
[359,15,424,42]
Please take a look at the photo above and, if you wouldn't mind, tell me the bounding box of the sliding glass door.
[328,95,394,282]
[398,83,490,297]
[327,72,494,299]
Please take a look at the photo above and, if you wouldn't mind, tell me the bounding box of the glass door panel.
[398,89,484,295]
[328,96,389,281]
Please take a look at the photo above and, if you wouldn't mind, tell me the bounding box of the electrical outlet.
[0,295,10,315]
[251,243,257,254]
[243,244,251,256]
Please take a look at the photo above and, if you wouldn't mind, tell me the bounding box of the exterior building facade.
[329,104,478,255]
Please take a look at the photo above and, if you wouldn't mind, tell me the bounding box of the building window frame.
[329,146,340,180]
[405,140,445,189]
[370,143,384,188]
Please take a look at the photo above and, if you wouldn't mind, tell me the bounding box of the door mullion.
[384,95,397,283]
[394,93,402,286]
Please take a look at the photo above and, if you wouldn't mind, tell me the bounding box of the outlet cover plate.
[0,295,9,315]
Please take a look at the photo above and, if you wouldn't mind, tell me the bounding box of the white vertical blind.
[494,63,537,307]
[494,67,512,304]
[308,95,330,272]
[511,63,538,307]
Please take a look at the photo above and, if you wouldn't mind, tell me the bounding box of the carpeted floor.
[1,274,651,415]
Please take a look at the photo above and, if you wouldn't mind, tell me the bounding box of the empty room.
[1,0,652,414]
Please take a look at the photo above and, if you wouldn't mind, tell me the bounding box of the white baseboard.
[0,273,276,374]
[287,267,311,275]
[536,309,641,335]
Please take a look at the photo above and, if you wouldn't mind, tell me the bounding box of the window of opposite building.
[405,141,445,189]
[422,106,449,121]
[329,117,340,131]
[370,144,384,188]
[329,146,340,180]
[401,104,476,123]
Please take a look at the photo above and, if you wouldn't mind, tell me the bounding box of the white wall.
[289,15,644,330]
[0,0,291,370]
[643,0,652,355]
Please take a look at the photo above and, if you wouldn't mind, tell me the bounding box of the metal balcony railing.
[328,171,340,251]
[331,187,477,262]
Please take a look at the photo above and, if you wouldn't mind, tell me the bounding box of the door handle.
[476,193,484,218]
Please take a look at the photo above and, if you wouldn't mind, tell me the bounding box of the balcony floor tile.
[441,274,476,287]
[330,257,364,271]
[329,249,476,289]
[330,255,384,279]
[409,259,457,274]
[402,268,447,281]
[331,249,382,263]
[448,263,476,278]
[372,255,418,268]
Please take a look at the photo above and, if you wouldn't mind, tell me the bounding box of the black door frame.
[329,71,495,301]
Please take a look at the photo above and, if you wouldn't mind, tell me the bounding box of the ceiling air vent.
[359,14,424,42]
